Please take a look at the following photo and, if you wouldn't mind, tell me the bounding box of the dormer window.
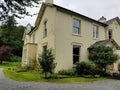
[43,21,47,37]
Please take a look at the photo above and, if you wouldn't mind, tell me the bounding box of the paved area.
[0,68,120,90]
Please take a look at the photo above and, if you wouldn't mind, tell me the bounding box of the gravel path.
[0,68,120,90]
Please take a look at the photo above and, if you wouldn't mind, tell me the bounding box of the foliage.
[38,48,56,78]
[75,61,96,75]
[58,68,76,76]
[4,69,106,82]
[0,61,21,68]
[4,69,42,82]
[0,0,43,21]
[0,28,3,46]
[11,56,22,62]
[0,46,13,64]
[0,16,24,56]
[89,46,119,72]
[24,59,40,71]
[1,61,107,82]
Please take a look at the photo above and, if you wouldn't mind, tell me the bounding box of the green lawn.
[0,61,107,83]
[4,69,106,83]
[0,61,21,68]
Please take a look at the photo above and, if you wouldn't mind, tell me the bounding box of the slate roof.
[29,3,108,35]
[88,39,120,50]
[106,17,119,25]
[53,4,108,27]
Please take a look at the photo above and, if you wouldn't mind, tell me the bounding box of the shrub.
[29,59,39,70]
[58,68,76,76]
[0,46,13,63]
[75,61,96,75]
[11,56,21,62]
[89,46,119,72]
[38,48,56,78]
[21,59,40,72]
[22,65,31,71]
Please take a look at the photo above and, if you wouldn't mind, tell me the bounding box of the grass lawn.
[0,61,21,68]
[0,61,107,83]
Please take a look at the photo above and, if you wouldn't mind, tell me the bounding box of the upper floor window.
[73,19,80,35]
[108,29,112,39]
[93,25,99,39]
[43,21,47,37]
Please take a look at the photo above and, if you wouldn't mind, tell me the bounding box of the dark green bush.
[58,68,76,76]
[38,48,56,78]
[89,46,119,72]
[75,61,96,75]
[11,56,21,62]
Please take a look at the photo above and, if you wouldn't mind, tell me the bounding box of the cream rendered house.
[22,0,120,72]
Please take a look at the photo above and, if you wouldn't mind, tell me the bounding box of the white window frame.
[73,19,80,35]
[93,25,99,39]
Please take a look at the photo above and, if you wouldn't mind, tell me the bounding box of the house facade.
[22,0,120,72]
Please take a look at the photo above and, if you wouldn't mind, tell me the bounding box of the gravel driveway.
[0,68,120,90]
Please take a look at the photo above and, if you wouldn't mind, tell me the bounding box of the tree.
[0,28,3,47]
[0,46,13,64]
[0,16,25,56]
[0,0,43,21]
[13,26,25,56]
[89,46,119,72]
[38,48,56,78]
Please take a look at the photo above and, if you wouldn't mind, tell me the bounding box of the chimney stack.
[98,16,106,23]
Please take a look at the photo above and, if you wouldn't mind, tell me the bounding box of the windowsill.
[72,33,81,37]
[93,38,99,40]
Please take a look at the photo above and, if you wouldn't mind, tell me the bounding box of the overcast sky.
[17,0,120,26]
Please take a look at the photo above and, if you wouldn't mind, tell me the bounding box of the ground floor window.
[43,45,47,52]
[73,45,80,64]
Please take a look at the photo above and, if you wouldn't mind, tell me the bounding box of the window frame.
[108,29,112,39]
[43,45,47,52]
[93,25,99,39]
[73,45,80,64]
[43,21,48,38]
[72,19,81,35]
